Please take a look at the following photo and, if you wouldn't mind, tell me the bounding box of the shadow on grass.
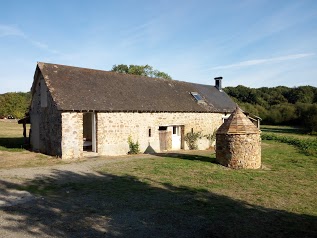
[1,170,316,238]
[153,152,218,164]
[0,137,28,150]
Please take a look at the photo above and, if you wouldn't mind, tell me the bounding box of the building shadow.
[153,151,218,164]
[0,137,28,149]
[1,170,316,238]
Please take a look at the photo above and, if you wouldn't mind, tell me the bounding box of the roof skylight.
[191,92,204,103]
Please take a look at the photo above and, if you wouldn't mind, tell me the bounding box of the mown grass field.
[0,120,65,168]
[1,121,316,237]
[0,119,27,151]
[18,140,317,237]
[261,125,315,139]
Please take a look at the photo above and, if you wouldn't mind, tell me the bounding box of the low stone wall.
[216,133,261,169]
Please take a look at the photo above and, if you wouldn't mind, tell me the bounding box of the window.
[190,92,204,103]
[159,126,167,131]
[149,128,152,137]
[173,126,180,135]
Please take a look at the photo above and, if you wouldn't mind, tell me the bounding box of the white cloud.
[0,24,60,54]
[207,53,315,70]
[0,24,25,37]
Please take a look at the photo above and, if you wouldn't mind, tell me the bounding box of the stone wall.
[61,112,83,160]
[216,133,261,169]
[97,112,223,156]
[31,77,226,159]
[30,74,62,156]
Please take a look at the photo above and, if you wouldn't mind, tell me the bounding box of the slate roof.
[217,107,260,134]
[32,62,236,113]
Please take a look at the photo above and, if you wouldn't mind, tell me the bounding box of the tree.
[0,92,31,118]
[224,85,317,132]
[111,64,172,80]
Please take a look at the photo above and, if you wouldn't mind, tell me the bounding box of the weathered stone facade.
[61,112,83,159]
[216,107,261,169]
[29,63,237,160]
[97,112,223,156]
[31,100,225,159]
[216,133,261,169]
[30,75,62,156]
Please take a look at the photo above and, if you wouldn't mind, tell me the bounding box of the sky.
[0,0,317,93]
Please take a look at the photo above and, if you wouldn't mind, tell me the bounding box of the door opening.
[172,125,182,150]
[83,113,96,152]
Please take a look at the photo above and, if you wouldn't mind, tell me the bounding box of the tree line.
[1,66,316,133]
[1,85,317,133]
[0,92,31,119]
[224,85,317,132]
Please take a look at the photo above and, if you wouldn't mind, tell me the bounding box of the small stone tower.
[216,106,261,169]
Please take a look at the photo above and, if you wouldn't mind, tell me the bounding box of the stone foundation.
[216,133,261,169]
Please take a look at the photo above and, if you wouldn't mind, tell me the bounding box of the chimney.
[214,77,222,91]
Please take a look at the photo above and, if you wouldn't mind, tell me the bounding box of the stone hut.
[216,106,261,169]
[25,62,236,159]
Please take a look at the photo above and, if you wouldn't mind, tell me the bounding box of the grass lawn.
[1,121,316,237]
[16,142,317,237]
[0,120,65,168]
[97,142,317,215]
[0,119,27,151]
[261,125,316,139]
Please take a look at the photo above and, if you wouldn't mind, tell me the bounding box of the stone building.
[28,62,236,159]
[216,107,261,169]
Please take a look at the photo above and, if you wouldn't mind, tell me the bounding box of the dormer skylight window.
[191,92,204,103]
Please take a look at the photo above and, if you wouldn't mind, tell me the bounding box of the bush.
[184,131,202,150]
[127,136,140,154]
[204,130,217,148]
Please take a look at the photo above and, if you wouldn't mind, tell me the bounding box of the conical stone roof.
[217,106,260,134]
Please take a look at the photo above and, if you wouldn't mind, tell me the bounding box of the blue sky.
[0,0,317,93]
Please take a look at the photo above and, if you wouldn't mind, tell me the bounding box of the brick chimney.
[214,77,222,91]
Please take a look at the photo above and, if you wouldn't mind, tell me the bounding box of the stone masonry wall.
[216,133,261,169]
[30,74,62,156]
[97,112,223,156]
[61,112,83,160]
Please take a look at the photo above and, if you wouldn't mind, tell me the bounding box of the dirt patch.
[0,189,35,207]
[0,150,65,169]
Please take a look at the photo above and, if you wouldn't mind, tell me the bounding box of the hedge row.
[261,133,317,157]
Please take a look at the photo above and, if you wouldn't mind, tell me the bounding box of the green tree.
[111,64,172,80]
[0,92,31,118]
[224,85,317,132]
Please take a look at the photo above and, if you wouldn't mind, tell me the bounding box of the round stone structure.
[216,107,261,169]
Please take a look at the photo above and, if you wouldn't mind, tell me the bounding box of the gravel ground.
[1,152,215,238]
[0,153,173,238]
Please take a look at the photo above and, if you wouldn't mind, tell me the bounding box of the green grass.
[261,125,317,156]
[0,120,66,168]
[261,125,315,139]
[17,141,316,237]
[96,142,316,215]
[0,120,29,151]
[1,123,316,236]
